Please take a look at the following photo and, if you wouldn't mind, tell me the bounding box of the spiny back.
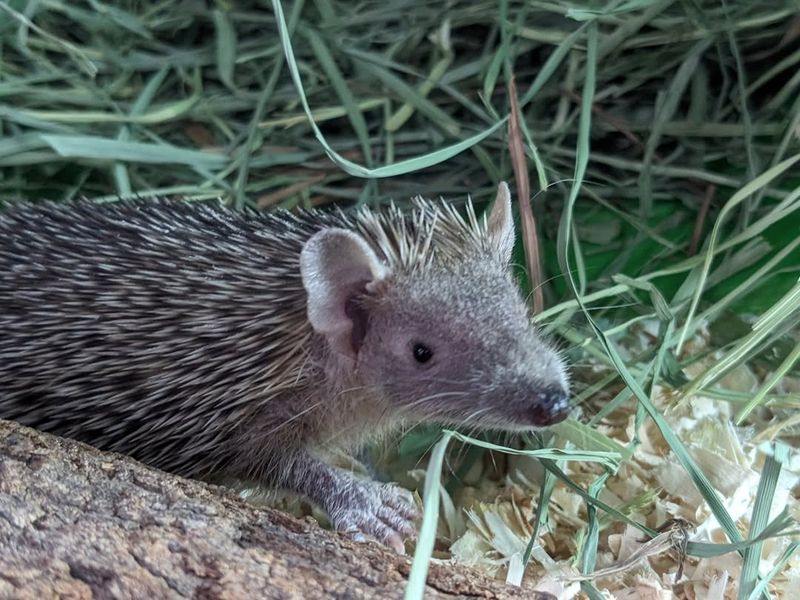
[0,195,493,277]
[0,195,493,475]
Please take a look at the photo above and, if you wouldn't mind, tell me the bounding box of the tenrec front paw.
[325,481,418,553]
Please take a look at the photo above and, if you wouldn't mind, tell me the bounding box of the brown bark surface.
[0,420,552,599]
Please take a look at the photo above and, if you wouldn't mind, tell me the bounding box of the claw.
[324,480,418,553]
[386,533,406,555]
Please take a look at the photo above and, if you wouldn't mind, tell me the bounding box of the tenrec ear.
[486,181,515,264]
[300,228,388,358]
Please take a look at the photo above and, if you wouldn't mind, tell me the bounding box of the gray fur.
[0,183,569,550]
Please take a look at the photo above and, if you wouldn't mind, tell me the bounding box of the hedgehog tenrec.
[0,182,570,551]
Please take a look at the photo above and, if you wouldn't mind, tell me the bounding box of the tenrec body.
[0,183,570,549]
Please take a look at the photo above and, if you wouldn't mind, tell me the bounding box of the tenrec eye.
[412,343,433,364]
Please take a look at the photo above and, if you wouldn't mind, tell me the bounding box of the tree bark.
[0,420,551,599]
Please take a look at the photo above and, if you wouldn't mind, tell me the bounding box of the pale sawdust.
[412,331,800,599]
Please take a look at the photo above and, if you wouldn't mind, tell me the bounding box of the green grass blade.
[447,431,621,469]
[522,468,557,566]
[213,9,237,90]
[736,340,800,424]
[638,38,712,220]
[675,153,800,353]
[739,443,791,600]
[687,509,797,558]
[14,97,199,124]
[386,22,454,133]
[305,27,373,166]
[519,21,589,106]
[684,280,800,398]
[405,430,453,600]
[550,419,630,457]
[40,134,227,167]
[747,542,800,600]
[579,475,608,598]
[350,59,460,137]
[114,66,169,195]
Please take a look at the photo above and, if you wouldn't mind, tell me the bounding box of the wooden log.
[0,420,552,599]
